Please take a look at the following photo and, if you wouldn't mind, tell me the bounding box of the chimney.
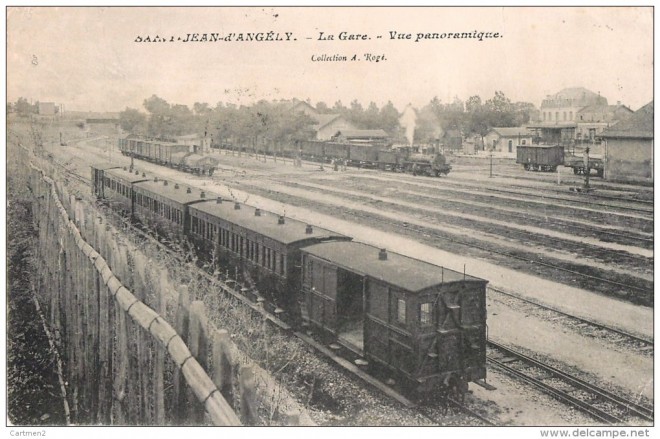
[175,183,180,189]
[186,187,192,194]
[201,191,206,198]
[617,101,621,106]
[234,202,241,210]
[254,208,261,216]
[278,215,285,225]
[142,172,146,177]
[154,176,158,182]
[305,224,313,234]
[123,166,127,171]
[163,180,168,186]
[216,196,222,204]
[378,248,388,261]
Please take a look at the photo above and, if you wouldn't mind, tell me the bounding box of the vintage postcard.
[5,5,654,436]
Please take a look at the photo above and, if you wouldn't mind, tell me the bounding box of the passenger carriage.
[187,200,350,319]
[132,178,208,240]
[96,166,149,215]
[300,241,487,395]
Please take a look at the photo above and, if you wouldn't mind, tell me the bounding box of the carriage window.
[420,303,432,326]
[397,299,406,324]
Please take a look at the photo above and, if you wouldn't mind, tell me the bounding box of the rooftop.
[335,129,390,139]
[105,167,150,184]
[134,178,209,205]
[301,241,486,292]
[191,201,349,245]
[488,127,533,137]
[600,101,653,139]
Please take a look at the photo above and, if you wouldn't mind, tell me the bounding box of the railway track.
[488,341,653,425]
[235,181,653,301]
[488,287,653,350]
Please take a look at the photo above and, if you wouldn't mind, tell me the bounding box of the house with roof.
[287,99,357,140]
[483,127,533,156]
[575,103,634,142]
[600,101,653,183]
[528,87,609,145]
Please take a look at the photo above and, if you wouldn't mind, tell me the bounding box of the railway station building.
[482,127,533,157]
[600,101,653,183]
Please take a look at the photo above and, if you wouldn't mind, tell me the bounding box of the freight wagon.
[516,144,564,172]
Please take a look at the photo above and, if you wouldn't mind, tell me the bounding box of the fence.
[28,161,309,426]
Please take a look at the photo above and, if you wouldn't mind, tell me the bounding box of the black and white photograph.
[4,4,654,435]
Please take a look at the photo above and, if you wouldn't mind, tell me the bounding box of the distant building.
[176,133,210,154]
[483,127,533,156]
[600,101,653,183]
[288,99,358,140]
[38,102,56,116]
[575,103,634,142]
[528,87,608,145]
[314,114,356,140]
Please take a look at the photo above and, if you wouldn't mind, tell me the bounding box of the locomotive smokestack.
[278,215,285,225]
[378,248,388,261]
[254,208,261,216]
[234,202,241,210]
[305,224,313,234]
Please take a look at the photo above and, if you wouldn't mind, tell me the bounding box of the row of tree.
[118,92,537,147]
[8,97,55,116]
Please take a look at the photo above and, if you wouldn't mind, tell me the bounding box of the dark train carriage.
[91,162,121,198]
[298,140,325,160]
[376,149,401,170]
[300,241,487,394]
[188,200,350,319]
[348,144,379,167]
[100,167,149,214]
[324,142,350,161]
[132,178,208,240]
[516,144,564,172]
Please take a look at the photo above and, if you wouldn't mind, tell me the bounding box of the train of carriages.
[214,139,452,177]
[118,136,220,176]
[516,144,605,177]
[92,162,487,397]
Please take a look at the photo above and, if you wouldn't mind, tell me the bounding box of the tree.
[118,107,147,134]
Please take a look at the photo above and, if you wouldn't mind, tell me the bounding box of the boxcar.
[300,241,487,395]
[187,200,351,319]
[516,144,564,172]
[348,144,379,167]
[324,143,350,161]
[298,140,325,160]
[132,178,209,240]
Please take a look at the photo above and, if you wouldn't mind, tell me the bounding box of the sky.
[6,6,654,113]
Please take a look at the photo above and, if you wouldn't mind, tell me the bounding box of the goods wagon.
[348,144,379,167]
[300,241,487,395]
[564,153,605,177]
[516,145,564,172]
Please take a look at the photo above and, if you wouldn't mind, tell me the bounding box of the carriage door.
[436,291,462,373]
